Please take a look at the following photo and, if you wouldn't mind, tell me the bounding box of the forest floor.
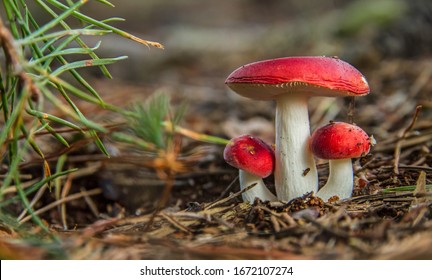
[1,0,431,259]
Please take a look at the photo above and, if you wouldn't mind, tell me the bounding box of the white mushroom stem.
[317,158,353,201]
[274,94,318,201]
[239,170,277,202]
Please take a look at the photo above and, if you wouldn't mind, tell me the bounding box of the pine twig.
[393,105,422,174]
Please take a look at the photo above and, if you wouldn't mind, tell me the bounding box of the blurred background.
[76,0,432,137]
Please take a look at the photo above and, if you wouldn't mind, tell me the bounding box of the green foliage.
[111,92,187,152]
[0,0,162,231]
[131,93,187,150]
[112,92,229,155]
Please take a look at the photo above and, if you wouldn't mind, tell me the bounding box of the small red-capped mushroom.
[224,135,277,202]
[310,122,372,201]
[225,56,370,201]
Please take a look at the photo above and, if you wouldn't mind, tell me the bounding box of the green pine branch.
[0,0,163,232]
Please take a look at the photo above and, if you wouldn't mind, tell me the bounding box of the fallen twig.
[393,105,422,174]
[19,188,102,224]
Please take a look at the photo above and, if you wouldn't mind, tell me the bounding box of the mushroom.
[225,56,370,201]
[223,135,277,202]
[310,121,372,201]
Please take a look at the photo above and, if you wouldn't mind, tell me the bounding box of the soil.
[1,0,432,259]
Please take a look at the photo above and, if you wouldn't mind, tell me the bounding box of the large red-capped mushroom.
[225,56,370,201]
[224,135,277,202]
[310,122,372,201]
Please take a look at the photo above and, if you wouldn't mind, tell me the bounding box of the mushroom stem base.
[239,170,277,202]
[317,158,353,201]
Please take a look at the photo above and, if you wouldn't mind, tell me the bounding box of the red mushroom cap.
[225,56,369,100]
[223,135,275,178]
[310,122,371,160]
